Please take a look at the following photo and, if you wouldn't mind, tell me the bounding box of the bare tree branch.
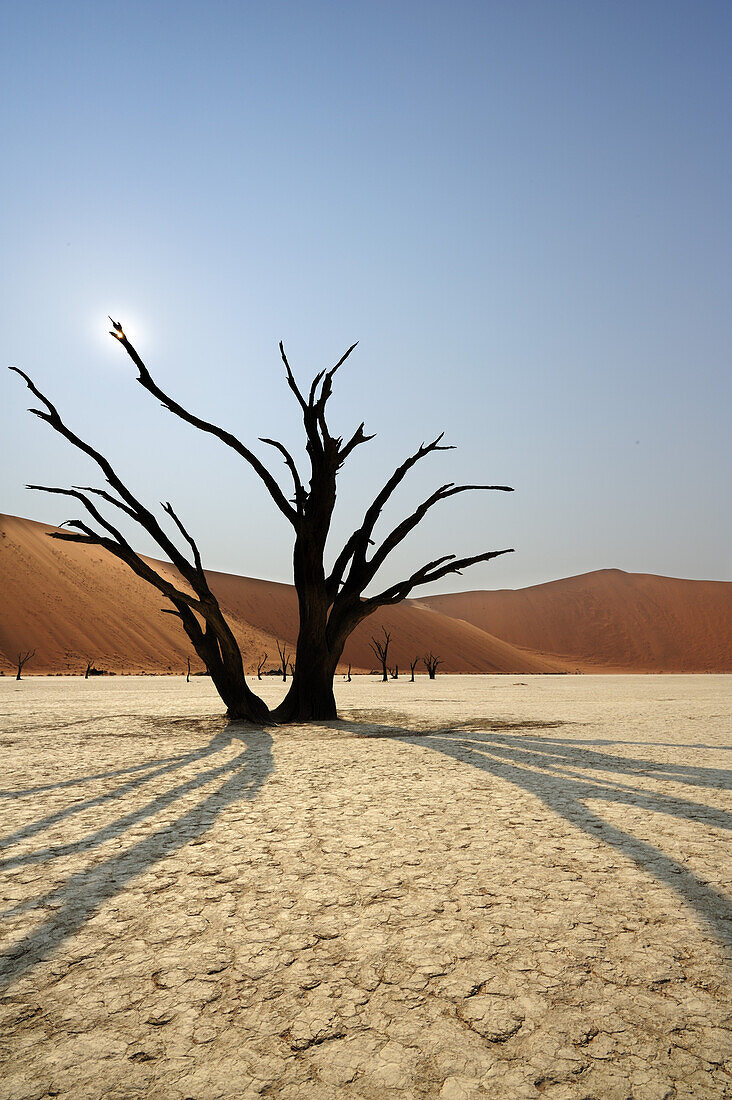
[368,482,513,578]
[161,501,206,578]
[278,341,308,415]
[12,367,200,581]
[338,422,376,465]
[364,548,515,609]
[327,432,455,599]
[107,322,297,527]
[259,437,306,511]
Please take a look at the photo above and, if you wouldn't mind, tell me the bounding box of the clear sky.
[2,0,730,593]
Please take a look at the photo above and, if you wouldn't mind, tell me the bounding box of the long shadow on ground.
[1,713,729,993]
[337,715,732,950]
[0,723,273,990]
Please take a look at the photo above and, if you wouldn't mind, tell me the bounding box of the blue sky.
[2,0,730,591]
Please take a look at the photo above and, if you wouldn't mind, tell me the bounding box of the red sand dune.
[0,514,567,676]
[419,570,732,672]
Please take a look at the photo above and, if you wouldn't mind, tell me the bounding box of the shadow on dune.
[335,716,732,949]
[0,723,273,990]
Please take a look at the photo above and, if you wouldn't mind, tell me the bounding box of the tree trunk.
[274,654,338,721]
[273,529,341,722]
[273,599,339,721]
[178,604,271,724]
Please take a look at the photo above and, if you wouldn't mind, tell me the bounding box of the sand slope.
[0,514,566,675]
[418,569,732,672]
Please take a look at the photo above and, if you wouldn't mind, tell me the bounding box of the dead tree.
[390,665,399,680]
[12,321,513,722]
[275,640,291,683]
[186,657,191,683]
[370,628,391,683]
[423,652,442,679]
[256,653,268,680]
[16,650,35,680]
[346,664,352,682]
[84,659,93,679]
[409,657,419,682]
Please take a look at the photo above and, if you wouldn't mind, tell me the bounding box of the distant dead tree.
[370,628,391,683]
[390,665,399,679]
[409,656,419,682]
[423,652,442,679]
[275,640,291,683]
[16,650,35,680]
[345,663,352,682]
[12,322,513,721]
[84,659,93,679]
[256,653,268,680]
[186,657,191,682]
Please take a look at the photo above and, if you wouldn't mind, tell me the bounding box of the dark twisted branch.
[11,366,200,586]
[326,432,455,600]
[109,320,297,527]
[362,547,514,611]
[367,482,514,581]
[259,437,306,511]
[31,494,206,612]
[161,501,206,579]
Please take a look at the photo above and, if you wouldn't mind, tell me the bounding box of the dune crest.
[419,569,732,672]
[1,514,728,675]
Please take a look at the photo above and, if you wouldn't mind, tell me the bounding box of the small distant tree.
[370,628,391,683]
[390,665,399,679]
[16,650,35,680]
[256,653,268,680]
[423,652,442,679]
[276,640,291,683]
[409,656,419,682]
[186,657,191,682]
[12,322,513,722]
[345,663,352,681]
[84,659,93,679]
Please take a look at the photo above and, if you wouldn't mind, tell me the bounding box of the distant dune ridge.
[1,513,730,675]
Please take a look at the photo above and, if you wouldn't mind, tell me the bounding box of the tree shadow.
[0,723,273,990]
[335,716,732,949]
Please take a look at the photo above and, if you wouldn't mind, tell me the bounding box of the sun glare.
[92,309,146,357]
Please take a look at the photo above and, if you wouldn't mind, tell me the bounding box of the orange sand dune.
[418,569,732,672]
[0,514,566,676]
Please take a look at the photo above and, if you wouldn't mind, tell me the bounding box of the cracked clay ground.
[0,675,730,1099]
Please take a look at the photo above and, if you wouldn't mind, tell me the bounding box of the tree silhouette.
[256,653,268,680]
[370,628,391,683]
[409,656,419,682]
[15,650,35,681]
[12,321,513,722]
[275,640,291,683]
[423,652,442,679]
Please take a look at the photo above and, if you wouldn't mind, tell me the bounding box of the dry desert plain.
[0,674,730,1099]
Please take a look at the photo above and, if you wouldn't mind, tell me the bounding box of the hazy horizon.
[2,1,730,593]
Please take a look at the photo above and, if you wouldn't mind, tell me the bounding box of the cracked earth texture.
[0,674,729,1099]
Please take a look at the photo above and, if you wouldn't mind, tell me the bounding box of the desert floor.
[0,675,729,1099]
